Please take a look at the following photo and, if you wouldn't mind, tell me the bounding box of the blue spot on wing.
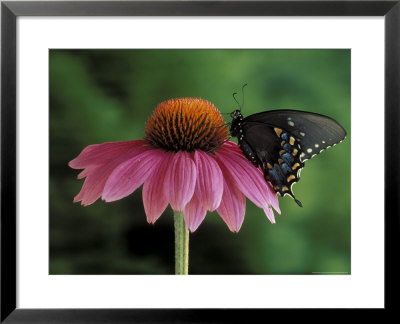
[283,143,292,152]
[282,153,294,165]
[281,163,291,175]
[281,133,289,141]
[268,165,284,186]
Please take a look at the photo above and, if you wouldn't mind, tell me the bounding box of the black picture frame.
[1,0,399,322]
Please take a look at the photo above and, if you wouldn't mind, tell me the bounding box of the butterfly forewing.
[243,110,347,161]
[231,109,346,207]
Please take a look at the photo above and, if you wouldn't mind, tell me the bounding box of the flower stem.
[174,211,189,275]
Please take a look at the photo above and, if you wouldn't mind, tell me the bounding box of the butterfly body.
[230,109,346,207]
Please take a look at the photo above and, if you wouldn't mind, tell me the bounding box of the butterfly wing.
[243,109,347,161]
[239,109,346,206]
[239,122,304,206]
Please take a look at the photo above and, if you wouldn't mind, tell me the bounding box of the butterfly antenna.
[232,91,242,111]
[241,83,248,111]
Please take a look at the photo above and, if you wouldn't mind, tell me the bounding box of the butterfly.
[229,108,346,207]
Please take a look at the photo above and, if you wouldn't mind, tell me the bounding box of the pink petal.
[73,165,106,205]
[220,140,244,156]
[183,193,207,232]
[102,149,166,202]
[69,140,147,169]
[221,142,281,214]
[217,176,246,233]
[142,153,172,224]
[223,140,279,212]
[164,151,197,211]
[216,150,269,207]
[264,206,276,224]
[77,167,93,179]
[216,148,280,222]
[193,151,223,211]
[265,182,280,214]
[73,145,151,206]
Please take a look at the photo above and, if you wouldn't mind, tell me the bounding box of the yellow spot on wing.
[292,148,298,156]
[292,163,300,170]
[287,175,296,182]
[289,137,295,145]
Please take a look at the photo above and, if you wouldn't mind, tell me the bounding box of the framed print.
[1,0,399,322]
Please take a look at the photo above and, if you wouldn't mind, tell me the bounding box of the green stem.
[174,211,189,275]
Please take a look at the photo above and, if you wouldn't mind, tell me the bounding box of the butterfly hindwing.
[239,122,304,206]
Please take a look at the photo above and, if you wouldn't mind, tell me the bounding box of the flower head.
[69,98,280,232]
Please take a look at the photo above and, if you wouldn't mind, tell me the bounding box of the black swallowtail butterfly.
[229,108,346,207]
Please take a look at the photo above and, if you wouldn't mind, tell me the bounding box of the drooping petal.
[77,166,93,179]
[72,144,151,206]
[216,148,280,223]
[69,140,147,169]
[222,142,281,214]
[193,150,223,211]
[142,152,172,224]
[264,206,276,224]
[265,181,280,214]
[216,149,269,207]
[73,165,109,206]
[164,151,197,211]
[102,149,166,202]
[183,193,207,232]
[216,176,246,233]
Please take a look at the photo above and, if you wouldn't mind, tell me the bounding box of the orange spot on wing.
[274,128,283,137]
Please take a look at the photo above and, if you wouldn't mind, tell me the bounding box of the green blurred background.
[50,49,350,275]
